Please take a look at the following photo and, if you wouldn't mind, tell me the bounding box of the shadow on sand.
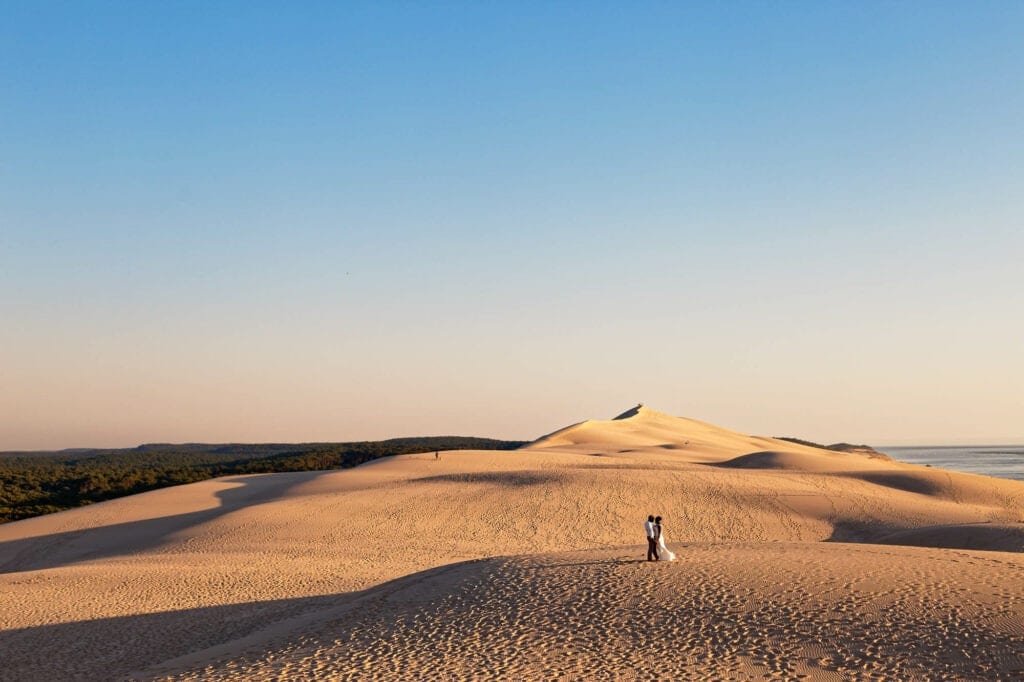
[524,558,650,569]
[0,471,334,574]
[0,558,484,682]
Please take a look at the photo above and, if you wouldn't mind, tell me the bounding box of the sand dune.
[714,449,878,472]
[144,545,1024,681]
[2,406,1023,680]
[875,523,1024,553]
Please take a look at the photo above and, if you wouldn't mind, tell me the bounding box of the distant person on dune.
[645,515,659,561]
[655,516,676,562]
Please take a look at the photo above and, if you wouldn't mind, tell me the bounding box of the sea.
[878,446,1024,483]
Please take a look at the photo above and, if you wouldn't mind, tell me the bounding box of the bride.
[655,516,676,561]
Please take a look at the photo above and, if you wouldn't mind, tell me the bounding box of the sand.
[2,406,1023,680]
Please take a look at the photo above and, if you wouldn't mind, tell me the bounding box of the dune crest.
[528,403,771,452]
[529,404,888,469]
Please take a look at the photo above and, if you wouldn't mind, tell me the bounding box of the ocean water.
[879,446,1024,483]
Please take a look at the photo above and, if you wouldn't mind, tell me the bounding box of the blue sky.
[2,2,1022,449]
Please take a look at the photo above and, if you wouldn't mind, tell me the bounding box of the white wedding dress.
[658,532,676,561]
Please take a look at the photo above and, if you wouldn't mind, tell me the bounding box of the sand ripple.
[146,544,1024,682]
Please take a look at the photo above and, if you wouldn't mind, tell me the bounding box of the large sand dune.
[2,406,1023,680]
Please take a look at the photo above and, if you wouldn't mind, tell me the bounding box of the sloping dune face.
[151,546,1024,681]
[2,407,1024,681]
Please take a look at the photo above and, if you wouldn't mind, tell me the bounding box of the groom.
[645,514,659,561]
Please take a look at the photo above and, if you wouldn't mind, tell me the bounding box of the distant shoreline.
[879,444,1024,483]
[881,443,1024,449]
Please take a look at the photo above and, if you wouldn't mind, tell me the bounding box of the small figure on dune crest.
[644,514,676,562]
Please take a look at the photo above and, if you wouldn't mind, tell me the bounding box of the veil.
[658,528,676,562]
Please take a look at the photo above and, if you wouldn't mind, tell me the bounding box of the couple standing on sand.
[644,515,676,562]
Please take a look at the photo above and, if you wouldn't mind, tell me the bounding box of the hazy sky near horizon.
[2,2,1022,450]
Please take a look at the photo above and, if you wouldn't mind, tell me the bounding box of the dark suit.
[646,521,659,561]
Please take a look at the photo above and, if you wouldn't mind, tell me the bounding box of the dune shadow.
[711,450,793,470]
[410,471,559,487]
[0,559,479,682]
[825,519,1024,552]
[1,592,338,682]
[528,558,649,569]
[825,520,906,544]
[844,472,947,496]
[0,471,334,574]
[572,463,665,471]
[513,546,663,570]
[874,523,1024,552]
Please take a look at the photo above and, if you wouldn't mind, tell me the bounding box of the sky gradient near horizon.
[2,2,1023,449]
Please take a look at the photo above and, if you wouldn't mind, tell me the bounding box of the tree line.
[0,437,526,523]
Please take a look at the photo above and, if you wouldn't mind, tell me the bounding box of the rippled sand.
[3,407,1023,680]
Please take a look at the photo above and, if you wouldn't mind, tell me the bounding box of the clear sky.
[2,2,1022,450]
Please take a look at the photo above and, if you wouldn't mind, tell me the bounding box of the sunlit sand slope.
[140,545,1024,682]
[2,406,1023,680]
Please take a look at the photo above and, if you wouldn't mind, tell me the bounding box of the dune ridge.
[2,406,1023,680]
[146,545,1024,681]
